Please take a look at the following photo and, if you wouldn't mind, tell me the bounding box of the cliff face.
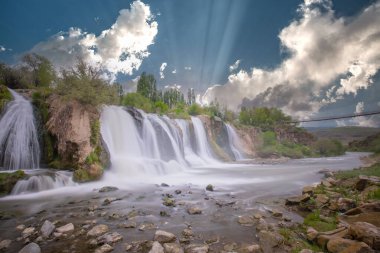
[46,95,108,181]
[275,125,316,146]
[234,125,261,158]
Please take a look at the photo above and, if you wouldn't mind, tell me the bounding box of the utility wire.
[290,111,380,123]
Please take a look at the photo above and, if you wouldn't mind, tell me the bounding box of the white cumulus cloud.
[30,0,158,79]
[202,0,380,119]
[160,62,167,79]
[172,69,177,74]
[229,59,241,72]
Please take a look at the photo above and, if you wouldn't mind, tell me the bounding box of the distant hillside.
[348,131,380,153]
[306,126,380,145]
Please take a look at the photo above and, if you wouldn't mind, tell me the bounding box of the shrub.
[154,101,169,114]
[239,107,291,131]
[188,103,203,116]
[0,84,12,113]
[122,92,153,112]
[312,138,345,156]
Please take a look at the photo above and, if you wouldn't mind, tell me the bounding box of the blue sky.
[0,0,379,126]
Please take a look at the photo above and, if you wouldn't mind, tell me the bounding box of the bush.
[0,84,12,113]
[154,101,169,114]
[122,92,153,112]
[312,138,345,156]
[188,103,203,116]
[239,107,291,131]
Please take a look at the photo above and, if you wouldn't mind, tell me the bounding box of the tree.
[122,92,153,112]
[21,53,56,87]
[239,107,291,131]
[137,72,157,101]
[187,88,195,105]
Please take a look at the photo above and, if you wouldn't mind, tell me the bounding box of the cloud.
[0,45,11,52]
[159,62,167,79]
[336,101,380,127]
[229,59,241,72]
[172,69,177,74]
[202,0,380,118]
[184,66,191,71]
[30,0,158,79]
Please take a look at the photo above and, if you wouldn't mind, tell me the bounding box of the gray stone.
[184,244,209,253]
[258,231,284,253]
[154,230,176,243]
[327,238,373,253]
[0,239,11,250]
[187,207,202,215]
[238,215,254,226]
[18,243,41,253]
[97,232,123,244]
[149,241,164,253]
[40,220,55,238]
[163,243,184,253]
[206,184,214,191]
[56,223,74,233]
[87,224,109,237]
[99,186,119,192]
[94,243,113,253]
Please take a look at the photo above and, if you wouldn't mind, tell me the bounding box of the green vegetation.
[239,107,291,131]
[349,132,380,153]
[122,92,153,112]
[0,170,26,195]
[303,210,337,232]
[334,163,380,179]
[278,227,322,253]
[312,138,345,156]
[0,84,12,112]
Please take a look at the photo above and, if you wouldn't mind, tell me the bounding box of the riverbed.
[0,152,368,252]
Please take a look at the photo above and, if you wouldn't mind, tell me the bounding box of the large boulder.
[40,220,55,238]
[355,176,380,191]
[258,230,284,253]
[154,230,176,243]
[349,222,380,250]
[149,241,164,253]
[327,238,374,253]
[18,243,41,253]
[87,224,109,237]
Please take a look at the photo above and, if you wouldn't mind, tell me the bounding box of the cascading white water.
[11,171,76,195]
[225,123,245,160]
[191,117,219,164]
[0,90,40,170]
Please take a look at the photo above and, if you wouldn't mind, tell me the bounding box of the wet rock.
[160,211,170,217]
[0,239,11,250]
[321,180,332,188]
[87,224,109,237]
[258,230,284,253]
[285,194,310,205]
[253,212,264,219]
[99,186,119,193]
[307,227,318,241]
[349,222,380,250]
[161,183,169,187]
[154,230,176,243]
[344,202,380,215]
[337,198,356,212]
[163,243,184,253]
[88,205,99,211]
[118,221,136,229]
[182,228,193,237]
[238,215,254,226]
[204,236,219,245]
[34,236,43,243]
[175,190,182,195]
[256,218,268,231]
[97,232,123,245]
[53,232,62,238]
[125,240,153,252]
[317,227,349,248]
[22,227,35,238]
[327,238,373,253]
[223,243,237,251]
[299,249,313,253]
[163,197,175,207]
[94,243,113,253]
[215,200,236,207]
[16,224,26,231]
[270,209,283,218]
[56,223,74,233]
[206,184,214,191]
[103,197,118,206]
[315,194,329,206]
[184,243,209,253]
[326,177,337,185]
[149,241,164,253]
[40,220,55,238]
[355,175,380,191]
[187,207,202,215]
[138,222,157,231]
[18,242,41,253]
[302,185,316,195]
[240,244,261,253]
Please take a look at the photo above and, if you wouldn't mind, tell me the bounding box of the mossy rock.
[0,170,26,195]
[73,163,103,183]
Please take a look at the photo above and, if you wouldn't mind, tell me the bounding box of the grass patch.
[304,210,337,232]
[367,188,380,200]
[334,163,380,180]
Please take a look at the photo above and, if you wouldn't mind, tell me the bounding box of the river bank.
[0,152,372,253]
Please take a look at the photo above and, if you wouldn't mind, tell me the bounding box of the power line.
[291,111,380,123]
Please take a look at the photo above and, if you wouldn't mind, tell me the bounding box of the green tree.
[122,92,153,112]
[188,103,203,116]
[239,107,291,131]
[137,72,157,101]
[21,53,56,87]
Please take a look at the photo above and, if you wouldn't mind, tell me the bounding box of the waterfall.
[225,123,245,160]
[191,117,219,163]
[11,170,76,195]
[0,90,40,170]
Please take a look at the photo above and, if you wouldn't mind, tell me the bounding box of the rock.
[223,243,237,251]
[286,194,310,205]
[256,218,268,231]
[204,236,219,245]
[53,232,62,238]
[94,243,113,253]
[345,202,380,215]
[16,224,26,231]
[187,207,202,215]
[182,228,193,237]
[40,220,55,238]
[163,243,184,253]
[349,222,380,250]
[22,227,35,238]
[18,242,41,253]
[340,212,380,227]
[149,241,164,253]
[206,184,214,191]
[326,177,337,185]
[125,240,153,252]
[56,223,74,233]
[161,183,169,187]
[258,230,284,253]
[184,243,209,253]
[99,186,119,192]
[97,232,123,244]
[355,175,380,191]
[307,227,318,241]
[299,250,313,253]
[103,197,118,205]
[302,185,315,195]
[238,215,255,226]
[315,194,329,207]
[118,221,137,229]
[253,213,263,219]
[270,209,283,218]
[163,197,175,207]
[321,180,332,188]
[175,190,182,195]
[0,239,11,250]
[154,230,176,243]
[241,244,261,253]
[317,228,349,248]
[327,238,373,253]
[138,222,156,231]
[337,198,356,212]
[87,224,109,237]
